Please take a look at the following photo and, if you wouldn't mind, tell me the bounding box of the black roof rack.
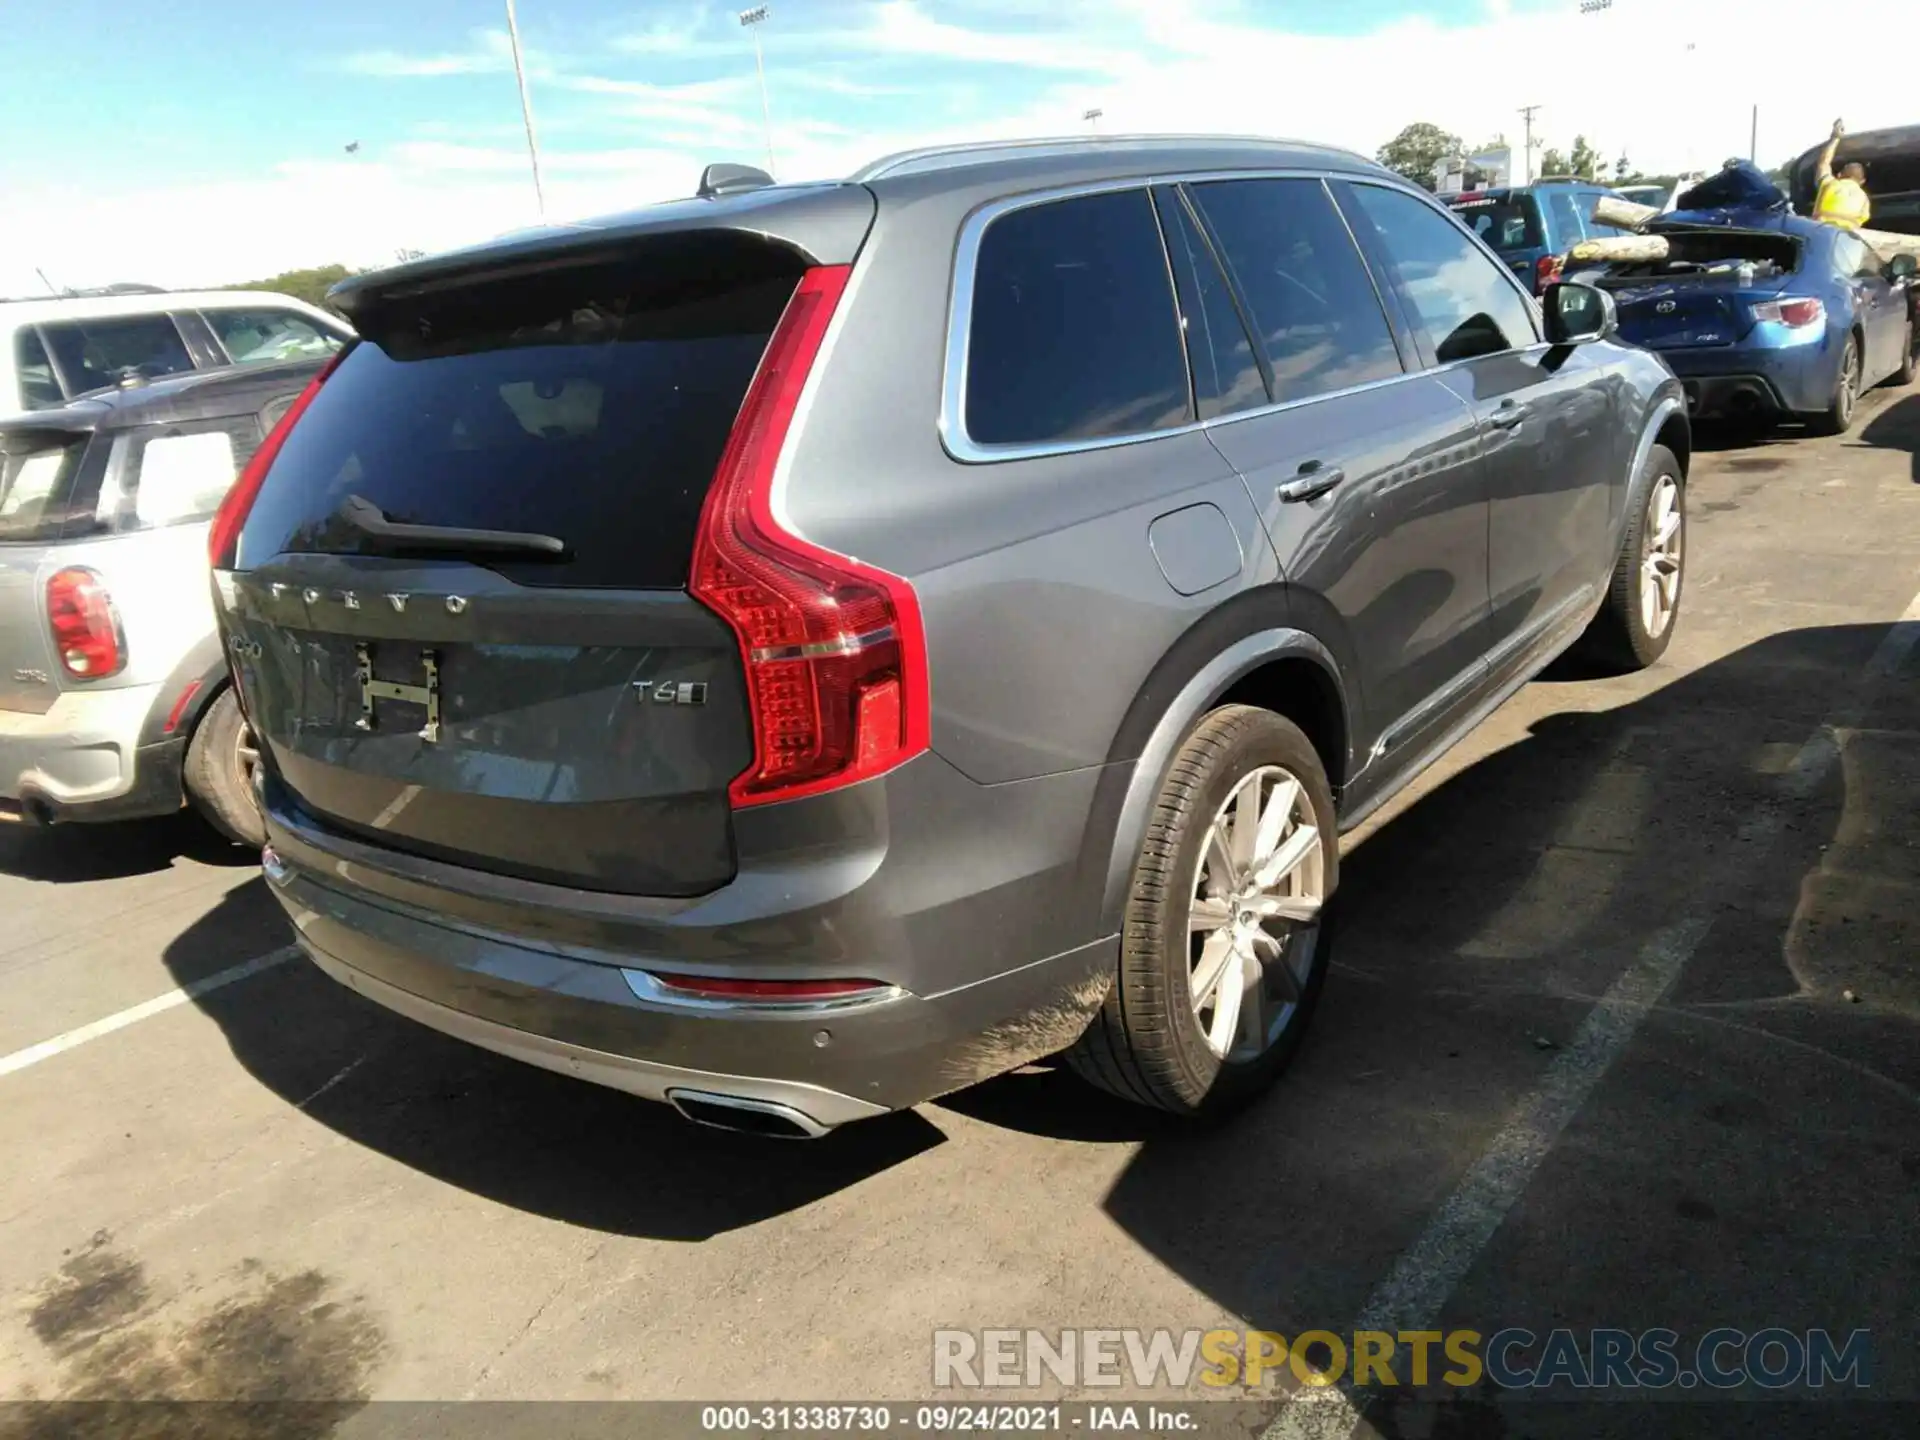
[697,163,775,199]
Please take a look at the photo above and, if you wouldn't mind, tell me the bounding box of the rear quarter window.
[0,436,90,543]
[110,419,262,531]
[962,188,1192,448]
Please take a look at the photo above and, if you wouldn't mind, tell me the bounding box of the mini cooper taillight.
[46,568,125,679]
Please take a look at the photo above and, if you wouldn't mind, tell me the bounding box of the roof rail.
[2,282,169,302]
[851,133,1359,182]
[697,163,775,199]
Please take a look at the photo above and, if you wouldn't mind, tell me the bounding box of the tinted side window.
[205,308,346,365]
[14,329,64,409]
[1190,178,1403,405]
[41,316,195,395]
[965,189,1191,446]
[1346,184,1539,364]
[1153,187,1267,421]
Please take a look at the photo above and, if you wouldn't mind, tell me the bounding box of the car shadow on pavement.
[160,878,944,1240]
[1077,624,1920,1415]
[0,812,253,883]
[1858,391,1920,483]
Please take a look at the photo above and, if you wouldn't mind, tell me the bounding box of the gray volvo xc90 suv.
[210,136,1690,1137]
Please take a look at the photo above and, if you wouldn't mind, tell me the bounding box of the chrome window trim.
[939,168,1548,467]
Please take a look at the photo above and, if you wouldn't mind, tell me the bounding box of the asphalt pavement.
[3,389,1918,1439]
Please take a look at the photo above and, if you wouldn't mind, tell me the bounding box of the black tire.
[1576,443,1686,674]
[1807,333,1861,435]
[184,688,265,847]
[1066,705,1337,1119]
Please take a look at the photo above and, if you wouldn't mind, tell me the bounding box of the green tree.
[1569,135,1600,180]
[225,263,361,315]
[1539,147,1569,179]
[1615,154,1631,182]
[1377,122,1464,191]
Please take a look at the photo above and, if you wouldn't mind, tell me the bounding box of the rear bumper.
[0,683,186,825]
[1651,340,1838,416]
[276,861,1115,1124]
[258,750,1123,1122]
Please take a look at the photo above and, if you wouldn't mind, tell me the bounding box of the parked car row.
[1568,162,1916,436]
[2,288,350,419]
[1446,176,1633,293]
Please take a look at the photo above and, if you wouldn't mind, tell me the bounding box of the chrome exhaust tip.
[666,1088,833,1140]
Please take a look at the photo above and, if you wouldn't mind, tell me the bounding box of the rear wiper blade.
[335,494,569,560]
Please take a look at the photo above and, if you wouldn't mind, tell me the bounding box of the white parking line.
[0,946,298,1081]
[1265,586,1920,1440]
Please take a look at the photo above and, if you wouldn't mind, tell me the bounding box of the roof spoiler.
[697,163,775,200]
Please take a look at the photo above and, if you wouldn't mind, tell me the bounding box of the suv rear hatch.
[219,193,877,897]
[1581,225,1802,350]
[1448,191,1546,281]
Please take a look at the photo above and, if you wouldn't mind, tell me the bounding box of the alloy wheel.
[1186,765,1326,1063]
[1639,474,1684,640]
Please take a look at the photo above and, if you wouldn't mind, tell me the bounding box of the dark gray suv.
[210,136,1690,1137]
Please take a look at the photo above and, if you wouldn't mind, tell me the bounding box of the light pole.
[1518,104,1541,185]
[740,7,777,177]
[503,0,547,220]
[1084,108,1103,133]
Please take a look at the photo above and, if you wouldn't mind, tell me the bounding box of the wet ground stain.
[5,1242,385,1440]
[28,1232,148,1355]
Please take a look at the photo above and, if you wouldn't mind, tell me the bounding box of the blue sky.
[3,0,1903,293]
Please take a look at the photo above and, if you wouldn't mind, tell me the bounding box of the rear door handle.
[1277,460,1346,503]
[1488,401,1528,431]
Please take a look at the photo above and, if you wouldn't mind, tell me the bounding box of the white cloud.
[8,0,1914,296]
[339,30,516,78]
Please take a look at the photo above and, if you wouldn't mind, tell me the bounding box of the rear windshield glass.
[1448,196,1543,253]
[0,436,89,544]
[237,246,802,588]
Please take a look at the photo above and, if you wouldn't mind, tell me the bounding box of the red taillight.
[1753,296,1825,328]
[1536,253,1564,288]
[209,348,347,569]
[689,265,931,807]
[46,568,125,680]
[649,973,892,1003]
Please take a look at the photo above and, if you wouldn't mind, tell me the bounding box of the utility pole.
[1750,104,1759,163]
[1518,104,1541,186]
[740,7,776,177]
[503,0,547,220]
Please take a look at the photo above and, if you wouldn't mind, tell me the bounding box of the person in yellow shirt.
[1813,119,1871,230]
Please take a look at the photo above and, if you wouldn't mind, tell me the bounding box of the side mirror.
[1543,281,1618,344]
[1888,253,1918,283]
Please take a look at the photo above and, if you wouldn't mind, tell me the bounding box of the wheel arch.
[1074,596,1353,938]
[135,630,236,751]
